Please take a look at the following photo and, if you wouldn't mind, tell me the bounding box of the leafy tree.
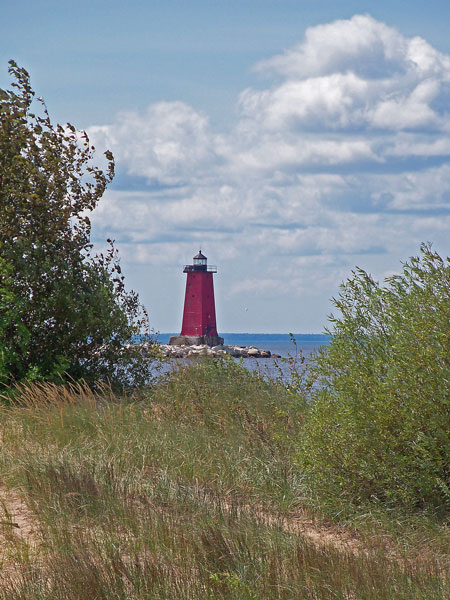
[0,60,155,388]
[299,244,450,510]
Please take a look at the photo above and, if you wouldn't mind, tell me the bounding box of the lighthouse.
[169,251,224,347]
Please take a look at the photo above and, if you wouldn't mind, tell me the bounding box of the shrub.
[299,244,450,510]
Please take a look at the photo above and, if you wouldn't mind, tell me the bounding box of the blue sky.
[2,1,450,332]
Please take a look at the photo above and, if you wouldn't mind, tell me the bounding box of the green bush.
[299,244,450,510]
[0,61,155,387]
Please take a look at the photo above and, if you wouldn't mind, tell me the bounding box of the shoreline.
[160,344,281,359]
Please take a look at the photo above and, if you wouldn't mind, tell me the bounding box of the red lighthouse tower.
[169,251,224,347]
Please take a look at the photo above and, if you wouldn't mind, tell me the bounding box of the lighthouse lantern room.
[169,251,224,347]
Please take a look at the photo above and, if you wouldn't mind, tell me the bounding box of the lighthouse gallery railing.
[183,265,217,273]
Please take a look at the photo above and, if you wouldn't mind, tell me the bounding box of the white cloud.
[370,164,450,210]
[248,15,450,135]
[255,15,407,80]
[239,73,370,131]
[385,133,450,157]
[369,79,441,130]
[87,14,450,331]
[89,101,217,184]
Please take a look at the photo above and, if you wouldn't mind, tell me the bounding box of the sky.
[2,1,450,333]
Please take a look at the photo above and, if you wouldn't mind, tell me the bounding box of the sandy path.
[0,487,362,557]
[0,486,447,572]
[0,488,35,540]
[0,486,38,579]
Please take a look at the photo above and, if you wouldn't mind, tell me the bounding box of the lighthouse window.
[194,257,207,266]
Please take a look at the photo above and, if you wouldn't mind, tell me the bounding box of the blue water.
[155,333,330,362]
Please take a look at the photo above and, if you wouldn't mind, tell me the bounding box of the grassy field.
[0,358,448,599]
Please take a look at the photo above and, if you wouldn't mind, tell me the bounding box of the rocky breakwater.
[160,344,281,359]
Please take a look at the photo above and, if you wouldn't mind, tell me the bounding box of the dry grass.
[0,359,448,599]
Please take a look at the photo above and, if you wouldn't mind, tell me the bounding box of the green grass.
[0,358,448,599]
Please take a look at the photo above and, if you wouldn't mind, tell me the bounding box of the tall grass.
[0,358,448,599]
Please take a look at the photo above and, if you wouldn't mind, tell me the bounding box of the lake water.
[155,333,331,381]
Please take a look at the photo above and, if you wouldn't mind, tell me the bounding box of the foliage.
[299,243,450,510]
[0,258,31,382]
[0,61,155,387]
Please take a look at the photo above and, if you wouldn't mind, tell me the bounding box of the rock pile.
[160,344,280,359]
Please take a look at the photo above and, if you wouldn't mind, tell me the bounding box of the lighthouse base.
[169,335,224,347]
